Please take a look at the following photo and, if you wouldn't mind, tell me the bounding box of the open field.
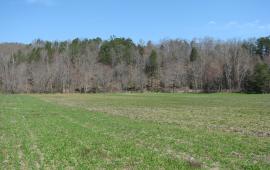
[0,93,270,169]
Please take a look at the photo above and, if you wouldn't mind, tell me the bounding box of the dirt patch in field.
[17,144,28,170]
[222,127,270,137]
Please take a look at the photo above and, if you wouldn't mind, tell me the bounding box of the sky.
[0,0,270,43]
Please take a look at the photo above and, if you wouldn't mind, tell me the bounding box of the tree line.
[0,36,270,93]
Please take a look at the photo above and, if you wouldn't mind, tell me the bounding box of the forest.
[0,36,270,93]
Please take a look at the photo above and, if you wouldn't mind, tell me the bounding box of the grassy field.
[0,93,269,169]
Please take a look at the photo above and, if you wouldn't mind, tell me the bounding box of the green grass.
[0,93,269,169]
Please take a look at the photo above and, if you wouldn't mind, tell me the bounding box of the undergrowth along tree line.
[0,36,270,93]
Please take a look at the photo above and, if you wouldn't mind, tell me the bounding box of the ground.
[0,93,269,169]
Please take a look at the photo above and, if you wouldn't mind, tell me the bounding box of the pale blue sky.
[0,0,269,43]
